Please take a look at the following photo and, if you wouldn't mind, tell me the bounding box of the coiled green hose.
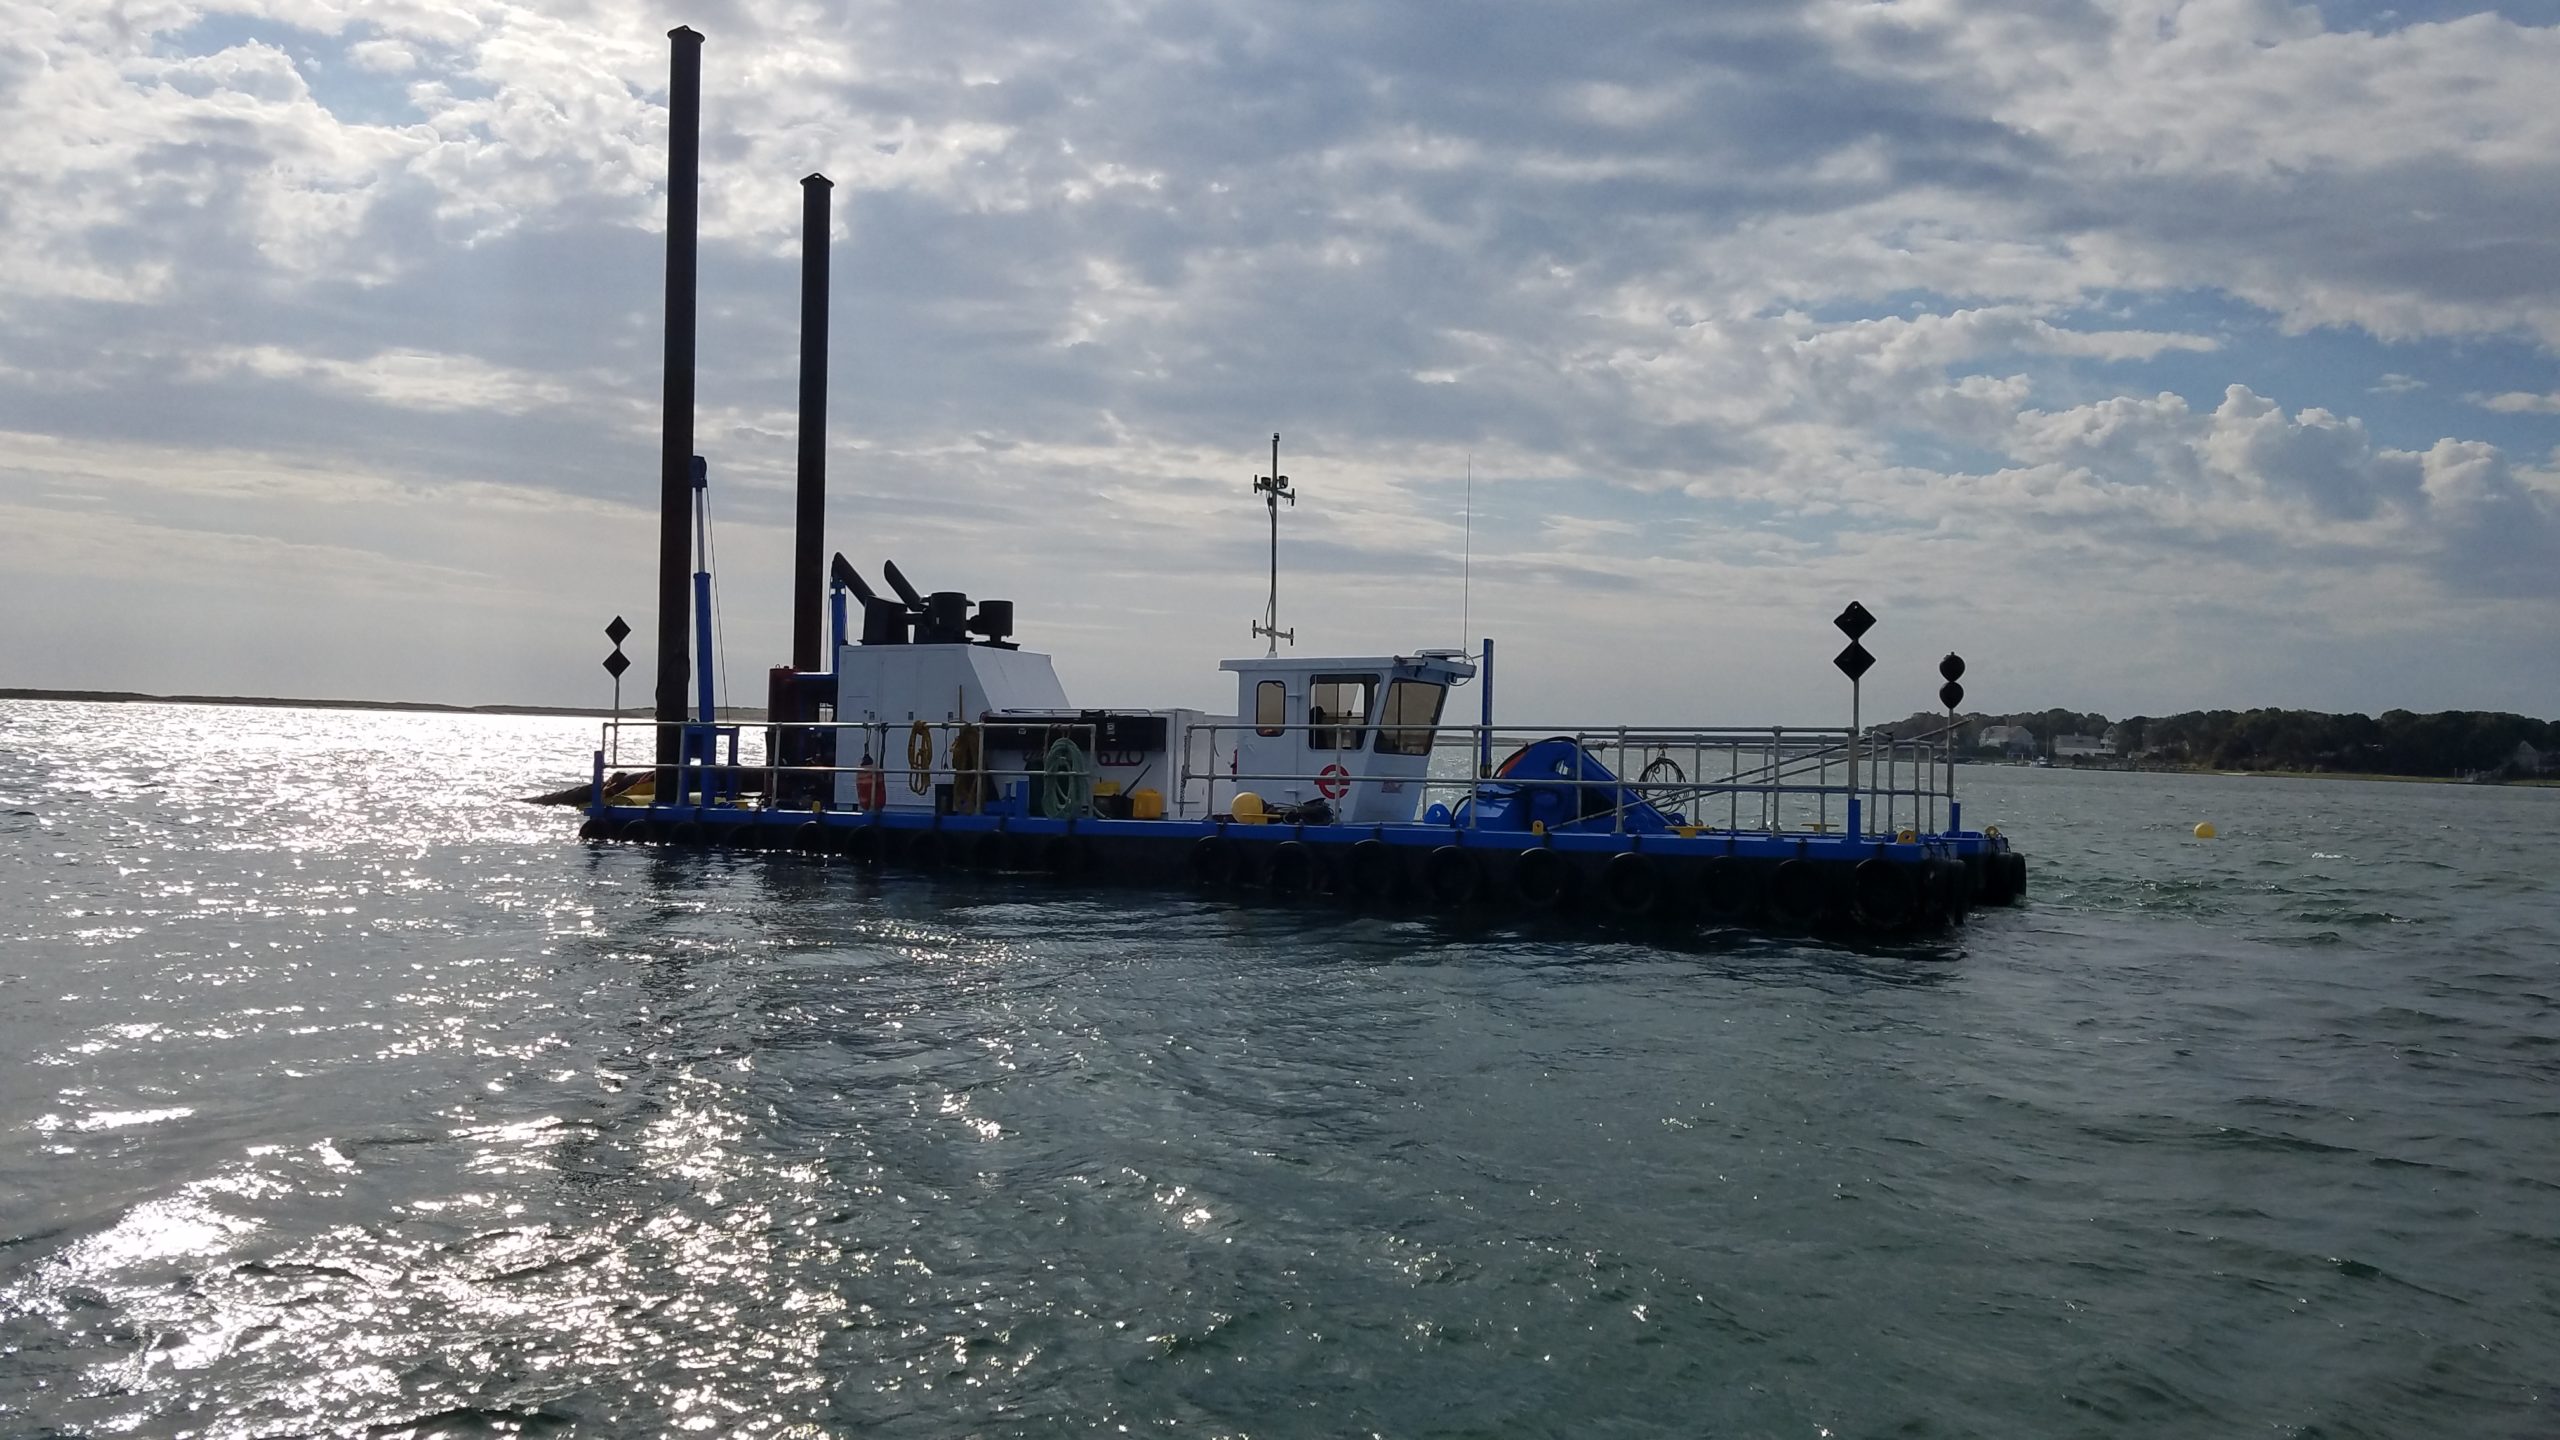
[1042,737,1095,818]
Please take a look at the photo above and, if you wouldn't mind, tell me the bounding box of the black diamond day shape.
[1833,601,1875,640]
[1939,652,1965,682]
[1940,680,1965,710]
[1834,641,1875,682]
[606,615,632,645]
[603,649,631,678]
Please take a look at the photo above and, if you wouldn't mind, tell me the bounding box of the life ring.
[1601,851,1660,918]
[1342,838,1399,902]
[1189,835,1239,888]
[845,825,883,866]
[1316,763,1351,800]
[1697,856,1757,921]
[1512,847,1571,909]
[616,817,659,845]
[1766,858,1829,929]
[854,757,885,811]
[1265,840,1317,895]
[906,720,935,795]
[1850,857,1918,931]
[1040,834,1090,879]
[1422,845,1481,908]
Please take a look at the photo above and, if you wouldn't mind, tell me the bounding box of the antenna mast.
[1251,431,1295,656]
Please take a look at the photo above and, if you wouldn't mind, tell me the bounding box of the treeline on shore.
[1876,706,2559,779]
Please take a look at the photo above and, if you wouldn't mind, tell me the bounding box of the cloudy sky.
[3,0,2555,725]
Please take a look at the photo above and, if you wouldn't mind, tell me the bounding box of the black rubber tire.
[968,830,1009,873]
[1767,858,1828,930]
[579,817,609,841]
[1342,839,1400,903]
[1601,851,1660,918]
[616,817,658,845]
[666,821,705,849]
[1984,852,2015,905]
[1422,845,1482,909]
[906,830,944,871]
[792,821,828,853]
[2008,852,2029,900]
[1189,835,1239,889]
[1041,835,1090,880]
[1265,840,1317,895]
[1850,857,1919,931]
[1512,847,1571,909]
[1697,856,1757,922]
[846,825,883,867]
[1925,850,1966,917]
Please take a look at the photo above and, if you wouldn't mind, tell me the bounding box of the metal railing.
[593,713,1969,839]
[1179,719,1963,839]
[595,716,1112,816]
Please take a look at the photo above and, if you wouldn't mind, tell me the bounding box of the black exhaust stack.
[655,25,703,776]
[792,172,832,674]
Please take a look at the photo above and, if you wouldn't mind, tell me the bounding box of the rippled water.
[2,699,2555,1437]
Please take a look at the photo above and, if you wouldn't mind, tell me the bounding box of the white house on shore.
[1977,724,2037,759]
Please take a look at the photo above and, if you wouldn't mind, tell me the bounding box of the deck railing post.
[1615,726,1627,833]
[1846,680,1862,840]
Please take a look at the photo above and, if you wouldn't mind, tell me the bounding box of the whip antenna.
[1251,432,1295,656]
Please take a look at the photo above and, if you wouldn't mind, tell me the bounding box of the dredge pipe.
[655,25,705,785]
[792,173,833,674]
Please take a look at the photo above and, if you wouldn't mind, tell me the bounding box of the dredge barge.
[570,25,2029,936]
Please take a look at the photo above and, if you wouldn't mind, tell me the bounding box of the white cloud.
[187,345,577,413]
[346,39,419,74]
[0,0,2554,719]
[2474,390,2560,414]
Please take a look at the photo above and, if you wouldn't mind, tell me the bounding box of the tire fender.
[1850,857,1918,930]
[1422,845,1481,908]
[1189,835,1238,888]
[1266,840,1316,895]
[1697,856,1758,921]
[1343,838,1399,902]
[1601,851,1660,917]
[1767,858,1828,929]
[1513,847,1571,909]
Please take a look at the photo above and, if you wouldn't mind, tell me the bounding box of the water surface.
[2,701,2554,1437]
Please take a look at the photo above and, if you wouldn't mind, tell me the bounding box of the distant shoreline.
[0,688,774,722]
[2215,768,2559,789]
[1970,759,2555,788]
[7,691,2548,785]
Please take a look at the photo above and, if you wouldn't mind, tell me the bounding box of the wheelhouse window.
[1254,680,1286,738]
[1307,675,1375,750]
[1373,679,1446,756]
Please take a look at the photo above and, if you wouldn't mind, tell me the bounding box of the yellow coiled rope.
[949,724,986,815]
[906,720,934,795]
